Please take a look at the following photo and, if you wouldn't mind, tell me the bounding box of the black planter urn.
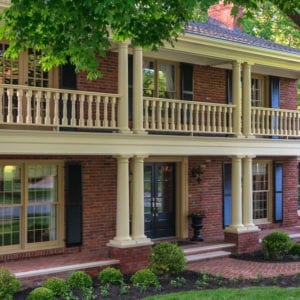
[190,214,205,242]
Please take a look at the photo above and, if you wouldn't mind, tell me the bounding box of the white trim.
[1,130,300,156]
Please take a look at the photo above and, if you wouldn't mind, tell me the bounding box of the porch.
[1,84,300,139]
[2,225,300,287]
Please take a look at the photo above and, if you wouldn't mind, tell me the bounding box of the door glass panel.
[144,163,175,238]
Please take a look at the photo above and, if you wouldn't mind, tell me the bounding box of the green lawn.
[144,287,300,300]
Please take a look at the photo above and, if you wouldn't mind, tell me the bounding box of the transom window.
[253,161,270,221]
[143,59,177,99]
[0,162,63,252]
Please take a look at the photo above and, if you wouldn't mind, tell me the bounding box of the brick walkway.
[187,257,300,279]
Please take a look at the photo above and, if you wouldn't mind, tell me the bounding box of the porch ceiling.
[142,34,300,79]
[1,130,300,157]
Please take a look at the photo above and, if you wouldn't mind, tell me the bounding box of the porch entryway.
[144,163,176,239]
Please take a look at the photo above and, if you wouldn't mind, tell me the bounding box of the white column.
[225,156,245,233]
[133,47,146,134]
[242,62,252,137]
[232,61,242,137]
[243,156,259,231]
[118,42,130,133]
[109,155,135,246]
[131,155,152,244]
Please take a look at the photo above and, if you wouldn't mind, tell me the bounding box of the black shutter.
[66,164,83,246]
[274,163,283,222]
[181,63,193,101]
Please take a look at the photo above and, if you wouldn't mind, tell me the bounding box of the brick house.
[0,1,300,273]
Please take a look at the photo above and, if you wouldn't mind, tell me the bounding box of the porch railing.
[251,107,300,137]
[0,84,121,130]
[143,97,235,135]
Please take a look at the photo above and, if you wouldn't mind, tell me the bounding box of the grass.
[144,286,300,300]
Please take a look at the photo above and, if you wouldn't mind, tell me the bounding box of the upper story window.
[0,41,53,87]
[251,76,265,107]
[143,59,177,99]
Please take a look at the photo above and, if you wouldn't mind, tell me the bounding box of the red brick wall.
[77,51,118,93]
[280,78,298,110]
[188,157,226,241]
[225,231,260,253]
[194,66,227,104]
[80,156,117,256]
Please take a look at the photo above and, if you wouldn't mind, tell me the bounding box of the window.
[0,162,63,252]
[143,59,177,99]
[253,161,270,222]
[251,77,264,107]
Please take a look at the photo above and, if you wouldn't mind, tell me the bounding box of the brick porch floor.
[1,225,300,284]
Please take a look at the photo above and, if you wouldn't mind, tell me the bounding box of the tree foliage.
[242,1,300,48]
[0,0,298,79]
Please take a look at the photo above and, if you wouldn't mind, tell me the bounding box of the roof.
[185,18,300,55]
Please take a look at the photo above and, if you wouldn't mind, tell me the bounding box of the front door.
[144,163,175,239]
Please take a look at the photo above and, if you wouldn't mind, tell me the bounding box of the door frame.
[144,156,189,239]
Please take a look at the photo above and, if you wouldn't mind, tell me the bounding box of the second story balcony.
[1,83,300,139]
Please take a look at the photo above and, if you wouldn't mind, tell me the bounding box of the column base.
[118,129,132,134]
[133,129,148,135]
[224,224,246,233]
[107,238,136,248]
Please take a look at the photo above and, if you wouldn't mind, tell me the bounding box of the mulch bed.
[13,268,300,299]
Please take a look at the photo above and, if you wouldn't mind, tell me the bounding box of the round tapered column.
[109,155,135,246]
[242,62,252,137]
[232,61,242,137]
[118,42,130,133]
[133,47,146,134]
[225,156,245,233]
[132,155,152,244]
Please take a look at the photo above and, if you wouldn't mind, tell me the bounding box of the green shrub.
[130,269,159,291]
[149,241,186,276]
[262,231,293,260]
[42,277,69,297]
[290,242,300,256]
[0,267,21,300]
[98,267,124,285]
[27,287,54,300]
[67,271,93,291]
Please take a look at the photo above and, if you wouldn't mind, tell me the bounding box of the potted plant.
[189,211,205,241]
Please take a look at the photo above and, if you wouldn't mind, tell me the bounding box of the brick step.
[185,250,231,262]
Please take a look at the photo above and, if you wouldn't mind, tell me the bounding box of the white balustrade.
[251,107,300,137]
[143,97,235,135]
[0,84,121,130]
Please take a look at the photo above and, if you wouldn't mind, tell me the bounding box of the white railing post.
[133,47,145,134]
[17,89,23,124]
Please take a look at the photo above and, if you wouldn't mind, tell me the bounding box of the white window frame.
[0,160,64,254]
